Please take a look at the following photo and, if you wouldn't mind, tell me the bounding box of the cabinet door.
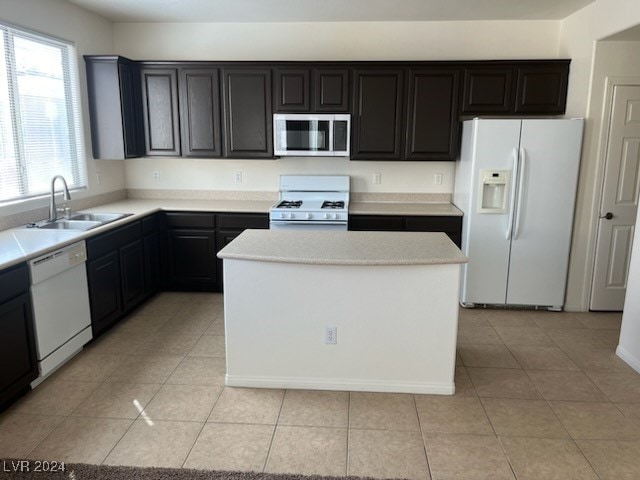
[351,69,404,160]
[461,67,514,114]
[405,216,463,248]
[87,251,122,337]
[514,63,569,114]
[84,56,144,159]
[144,232,161,296]
[179,67,222,157]
[314,68,350,112]
[120,239,146,313]
[222,68,273,158]
[0,292,37,409]
[166,229,217,291]
[141,67,181,156]
[405,68,460,161]
[275,68,310,112]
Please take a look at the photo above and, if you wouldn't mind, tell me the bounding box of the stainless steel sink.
[28,212,132,231]
[68,212,130,223]
[37,220,102,231]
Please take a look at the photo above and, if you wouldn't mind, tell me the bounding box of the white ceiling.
[66,0,597,23]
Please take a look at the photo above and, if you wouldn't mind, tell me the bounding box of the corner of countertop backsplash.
[0,189,127,232]
[350,192,452,203]
[126,189,279,202]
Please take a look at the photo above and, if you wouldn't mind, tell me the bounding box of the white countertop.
[218,230,467,266]
[0,198,462,271]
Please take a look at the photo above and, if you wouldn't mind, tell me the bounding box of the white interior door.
[591,85,640,311]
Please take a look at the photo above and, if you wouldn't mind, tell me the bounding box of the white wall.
[0,0,121,217]
[559,0,640,310]
[115,20,561,194]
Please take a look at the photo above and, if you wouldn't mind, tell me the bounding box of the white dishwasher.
[29,240,93,387]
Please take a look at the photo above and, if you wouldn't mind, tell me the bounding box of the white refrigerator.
[453,118,584,310]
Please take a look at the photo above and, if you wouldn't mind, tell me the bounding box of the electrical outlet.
[96,173,102,185]
[434,173,443,185]
[235,171,243,183]
[153,170,160,181]
[373,172,382,185]
[325,326,337,344]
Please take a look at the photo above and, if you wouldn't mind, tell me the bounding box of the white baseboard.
[616,345,640,374]
[226,374,455,395]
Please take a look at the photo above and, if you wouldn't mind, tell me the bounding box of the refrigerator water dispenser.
[477,170,510,213]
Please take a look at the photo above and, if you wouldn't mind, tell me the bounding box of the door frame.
[587,76,640,310]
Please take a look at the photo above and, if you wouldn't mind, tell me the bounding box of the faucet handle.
[57,205,71,219]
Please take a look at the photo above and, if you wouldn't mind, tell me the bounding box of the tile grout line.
[412,393,433,480]
[261,388,287,473]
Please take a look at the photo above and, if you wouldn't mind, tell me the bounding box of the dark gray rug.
[0,461,403,480]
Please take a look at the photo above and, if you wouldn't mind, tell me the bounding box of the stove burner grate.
[321,201,345,209]
[276,200,303,209]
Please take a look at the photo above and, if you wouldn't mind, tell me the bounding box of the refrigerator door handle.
[513,147,527,239]
[506,148,520,240]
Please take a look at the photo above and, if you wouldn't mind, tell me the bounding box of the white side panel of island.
[223,259,461,394]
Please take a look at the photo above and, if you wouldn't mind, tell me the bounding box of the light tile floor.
[1,293,639,479]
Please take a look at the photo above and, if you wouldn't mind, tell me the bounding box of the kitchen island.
[218,230,467,395]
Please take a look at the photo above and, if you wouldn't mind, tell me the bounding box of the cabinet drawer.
[165,212,216,229]
[87,221,142,259]
[0,263,29,304]
[349,215,404,231]
[217,213,269,230]
[404,216,462,232]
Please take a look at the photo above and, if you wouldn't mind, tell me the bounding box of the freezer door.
[506,119,584,307]
[459,119,522,305]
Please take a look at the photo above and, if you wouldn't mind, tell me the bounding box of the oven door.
[270,220,347,231]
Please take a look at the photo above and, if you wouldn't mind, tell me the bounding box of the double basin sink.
[31,212,132,231]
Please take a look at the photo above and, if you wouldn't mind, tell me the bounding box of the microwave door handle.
[505,148,519,240]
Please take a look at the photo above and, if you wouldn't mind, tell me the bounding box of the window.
[0,22,86,204]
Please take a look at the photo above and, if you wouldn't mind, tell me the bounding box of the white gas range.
[269,175,350,231]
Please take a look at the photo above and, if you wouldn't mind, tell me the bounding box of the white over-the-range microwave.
[273,113,350,156]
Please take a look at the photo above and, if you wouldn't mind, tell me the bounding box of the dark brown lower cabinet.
[0,262,38,410]
[86,218,155,337]
[165,229,217,291]
[349,214,462,247]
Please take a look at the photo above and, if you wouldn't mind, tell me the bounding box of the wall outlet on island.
[325,326,337,344]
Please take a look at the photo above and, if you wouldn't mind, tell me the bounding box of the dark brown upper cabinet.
[461,66,514,114]
[84,56,144,159]
[275,68,310,112]
[314,68,350,112]
[514,62,569,114]
[140,66,181,156]
[405,68,460,161]
[178,67,222,157]
[275,67,350,112]
[351,69,404,160]
[222,68,273,158]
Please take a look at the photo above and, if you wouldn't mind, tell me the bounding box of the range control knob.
[289,213,294,219]
[324,213,330,220]
[280,213,286,219]
[333,213,339,220]
[306,213,312,220]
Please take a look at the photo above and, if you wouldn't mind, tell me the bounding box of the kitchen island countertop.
[218,229,467,266]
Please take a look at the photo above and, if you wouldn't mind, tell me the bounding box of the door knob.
[600,212,614,220]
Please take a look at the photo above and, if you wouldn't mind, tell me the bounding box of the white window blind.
[0,22,86,204]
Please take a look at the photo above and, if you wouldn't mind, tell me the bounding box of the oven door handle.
[270,221,348,226]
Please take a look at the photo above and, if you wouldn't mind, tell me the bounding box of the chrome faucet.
[49,175,71,222]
